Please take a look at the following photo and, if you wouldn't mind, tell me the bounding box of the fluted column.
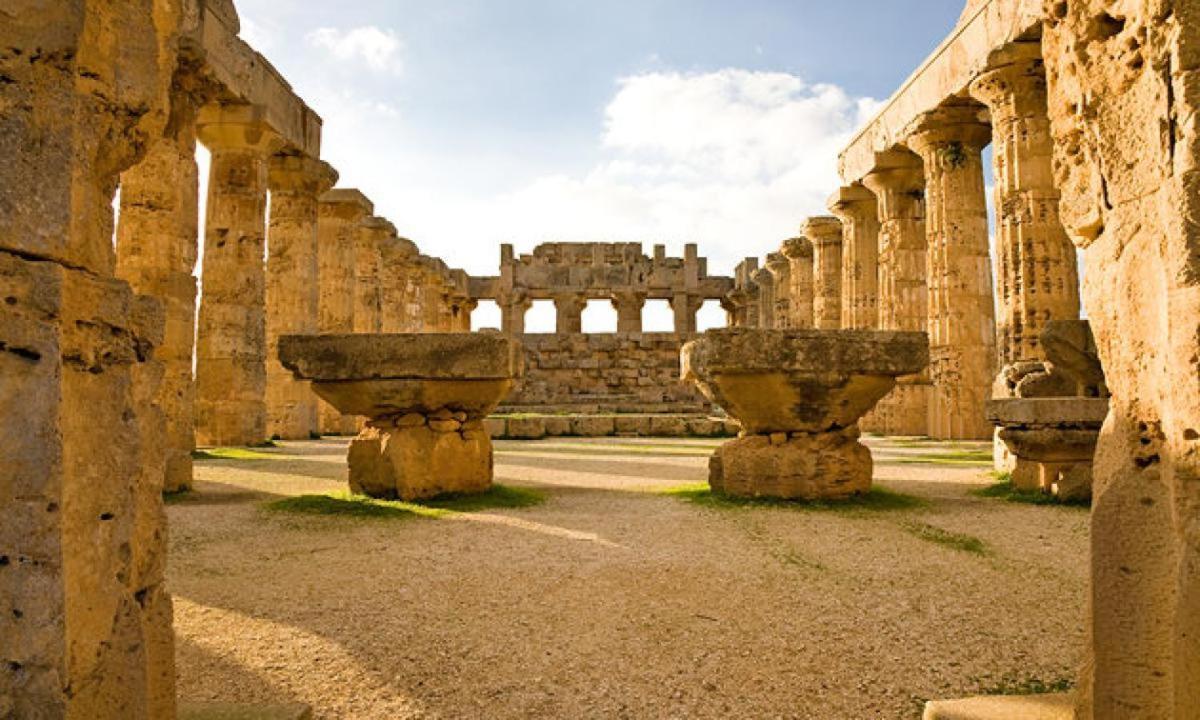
[116,88,202,491]
[670,292,704,333]
[555,292,587,334]
[782,237,815,329]
[863,150,929,436]
[265,154,336,441]
[970,42,1080,394]
[829,185,881,329]
[380,236,418,332]
[356,217,395,334]
[317,188,373,434]
[612,290,646,333]
[805,216,844,329]
[195,105,277,447]
[908,105,997,440]
[765,253,792,329]
[752,268,776,328]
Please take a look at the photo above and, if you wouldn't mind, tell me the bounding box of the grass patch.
[191,447,278,461]
[976,673,1076,696]
[163,489,194,505]
[972,472,1090,508]
[662,484,926,513]
[497,442,719,458]
[895,449,994,465]
[903,521,989,555]
[263,485,546,521]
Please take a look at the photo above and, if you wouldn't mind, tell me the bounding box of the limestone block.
[280,333,523,383]
[571,416,616,437]
[710,431,872,500]
[686,417,724,437]
[615,415,652,436]
[506,417,547,440]
[348,426,492,500]
[543,416,573,437]
[483,417,507,439]
[649,415,690,437]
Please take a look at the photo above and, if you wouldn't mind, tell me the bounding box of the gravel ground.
[169,436,1088,719]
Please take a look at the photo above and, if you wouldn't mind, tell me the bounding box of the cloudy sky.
[214,0,968,329]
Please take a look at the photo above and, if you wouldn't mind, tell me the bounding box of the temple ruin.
[2,0,1198,717]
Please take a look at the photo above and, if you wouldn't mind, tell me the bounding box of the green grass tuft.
[895,449,994,465]
[263,485,546,521]
[661,484,926,513]
[191,447,278,461]
[972,473,1090,508]
[976,673,1076,696]
[903,521,989,555]
[162,489,194,505]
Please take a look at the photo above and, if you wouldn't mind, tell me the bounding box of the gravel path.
[169,436,1088,719]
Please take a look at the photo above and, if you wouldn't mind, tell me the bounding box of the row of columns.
[734,41,1078,441]
[496,291,710,334]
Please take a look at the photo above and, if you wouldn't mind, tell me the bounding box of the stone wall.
[499,333,711,414]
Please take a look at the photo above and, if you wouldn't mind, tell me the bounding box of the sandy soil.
[169,436,1088,719]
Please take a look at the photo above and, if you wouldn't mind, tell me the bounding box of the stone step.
[178,701,313,720]
[922,693,1074,720]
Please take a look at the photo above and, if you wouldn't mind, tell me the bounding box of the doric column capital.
[610,290,647,309]
[751,268,774,287]
[554,292,588,313]
[196,103,282,153]
[904,104,992,157]
[781,236,813,261]
[801,216,843,246]
[765,252,791,279]
[318,188,374,220]
[861,151,925,196]
[268,154,338,195]
[361,215,398,240]
[967,41,1046,117]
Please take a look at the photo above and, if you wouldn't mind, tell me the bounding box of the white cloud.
[306,26,404,74]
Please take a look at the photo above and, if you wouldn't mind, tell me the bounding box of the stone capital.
[827,184,877,219]
[610,290,647,307]
[765,252,791,277]
[319,188,375,219]
[801,216,843,246]
[861,151,925,198]
[968,42,1046,115]
[904,104,992,156]
[196,103,281,153]
[553,292,588,312]
[781,236,813,261]
[751,268,774,287]
[268,154,338,195]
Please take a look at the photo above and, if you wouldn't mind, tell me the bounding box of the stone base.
[348,422,492,501]
[709,429,872,500]
[178,701,313,720]
[922,693,1074,720]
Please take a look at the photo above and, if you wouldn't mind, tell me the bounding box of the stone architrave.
[907,104,997,440]
[115,72,210,493]
[829,185,881,330]
[612,290,646,333]
[1043,7,1200,717]
[195,104,279,448]
[265,154,337,441]
[554,293,588,334]
[862,151,930,436]
[781,237,815,329]
[970,42,1080,397]
[804,216,844,330]
[317,189,373,434]
[682,330,929,499]
[279,334,524,500]
[0,2,181,714]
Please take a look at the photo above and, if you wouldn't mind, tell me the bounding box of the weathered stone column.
[765,253,792,329]
[1043,8,1200,717]
[970,42,1080,395]
[752,268,776,328]
[1,3,180,714]
[416,258,449,331]
[115,79,207,493]
[782,237,815,329]
[380,236,419,333]
[452,299,477,332]
[356,217,394,334]
[317,189,373,434]
[670,292,704,333]
[612,291,646,333]
[265,154,336,441]
[500,291,532,334]
[554,292,588,334]
[863,150,929,436]
[907,105,997,440]
[828,185,881,330]
[805,216,844,330]
[195,105,278,447]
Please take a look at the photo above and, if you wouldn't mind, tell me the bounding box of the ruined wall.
[499,333,711,414]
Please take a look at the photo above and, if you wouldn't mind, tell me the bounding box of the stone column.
[863,150,929,436]
[907,105,997,440]
[1,3,180,715]
[500,291,532,334]
[805,216,844,330]
[670,292,704,333]
[782,237,815,329]
[829,185,881,330]
[265,154,336,441]
[970,42,1081,395]
[356,217,395,334]
[195,105,278,447]
[380,236,418,333]
[554,293,588,334]
[612,291,646,333]
[115,82,205,493]
[1044,9,1200,717]
[765,253,792,329]
[752,268,776,328]
[452,299,477,332]
[317,189,373,434]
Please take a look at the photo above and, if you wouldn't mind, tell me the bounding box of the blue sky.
[222,0,969,329]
